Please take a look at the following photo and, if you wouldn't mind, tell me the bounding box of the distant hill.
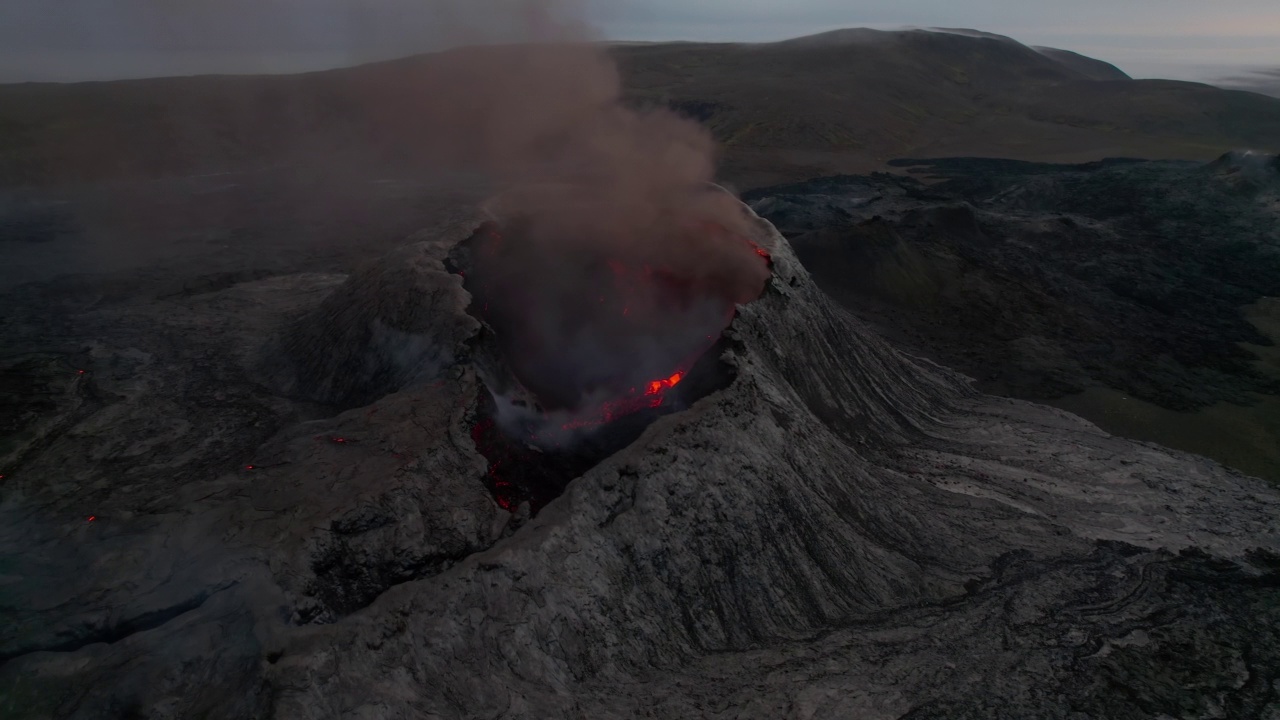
[1030,46,1131,81]
[614,28,1280,186]
[2,27,1279,189]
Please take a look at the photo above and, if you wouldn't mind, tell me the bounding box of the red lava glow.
[87,515,96,522]
[647,371,685,396]
[470,419,520,512]
[459,214,772,513]
[464,218,767,412]
[558,369,685,432]
[313,435,353,445]
[550,369,688,431]
[692,218,773,264]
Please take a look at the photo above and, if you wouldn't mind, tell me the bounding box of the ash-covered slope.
[2,197,1279,718]
[746,154,1280,408]
[745,152,1280,481]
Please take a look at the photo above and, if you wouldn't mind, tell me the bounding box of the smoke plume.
[4,0,772,431]
[388,1,763,275]
[401,0,771,429]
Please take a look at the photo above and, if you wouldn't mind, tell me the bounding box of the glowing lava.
[647,371,685,396]
[454,211,771,514]
[559,369,688,432]
[460,217,766,413]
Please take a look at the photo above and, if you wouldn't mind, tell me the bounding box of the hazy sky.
[2,0,1278,83]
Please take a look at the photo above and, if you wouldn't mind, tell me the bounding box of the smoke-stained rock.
[255,224,482,407]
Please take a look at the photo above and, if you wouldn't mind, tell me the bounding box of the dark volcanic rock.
[1,193,1278,718]
[746,155,1280,414]
[254,225,481,408]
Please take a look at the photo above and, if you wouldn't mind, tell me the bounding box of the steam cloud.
[8,1,772,434]
[7,0,769,286]
[392,0,766,289]
[398,0,771,427]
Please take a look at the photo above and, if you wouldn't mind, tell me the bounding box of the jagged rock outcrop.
[2,193,1279,718]
[254,224,483,408]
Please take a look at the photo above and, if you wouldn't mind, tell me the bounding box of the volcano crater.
[447,209,773,514]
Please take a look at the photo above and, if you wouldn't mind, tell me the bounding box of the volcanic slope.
[4,28,1280,188]
[744,152,1280,482]
[1,193,1278,718]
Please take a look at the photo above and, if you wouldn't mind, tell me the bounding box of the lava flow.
[648,371,685,396]
[451,209,771,513]
[559,369,686,433]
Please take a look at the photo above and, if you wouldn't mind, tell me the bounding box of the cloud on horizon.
[1216,68,1280,99]
[0,0,1277,82]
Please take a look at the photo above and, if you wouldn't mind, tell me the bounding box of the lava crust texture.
[2,192,1279,718]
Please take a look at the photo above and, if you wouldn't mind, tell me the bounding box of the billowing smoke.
[6,0,773,444]
[458,206,768,447]
[387,1,774,443]
[386,1,765,261]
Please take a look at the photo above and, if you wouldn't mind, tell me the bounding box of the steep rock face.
[255,231,481,408]
[2,196,1279,718]
[0,224,502,716]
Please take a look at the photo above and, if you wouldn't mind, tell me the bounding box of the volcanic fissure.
[450,213,773,514]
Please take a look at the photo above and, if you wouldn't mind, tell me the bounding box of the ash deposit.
[2,192,1278,718]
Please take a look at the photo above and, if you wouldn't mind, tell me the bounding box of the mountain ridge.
[1,27,1278,188]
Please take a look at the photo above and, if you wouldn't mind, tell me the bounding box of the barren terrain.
[745,153,1280,481]
[2,29,1279,189]
[3,29,1280,719]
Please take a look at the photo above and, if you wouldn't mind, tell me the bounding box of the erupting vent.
[450,213,771,513]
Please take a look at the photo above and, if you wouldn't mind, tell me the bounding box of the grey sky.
[2,0,1278,83]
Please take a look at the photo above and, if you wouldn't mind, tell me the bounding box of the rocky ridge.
[0,194,1278,718]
